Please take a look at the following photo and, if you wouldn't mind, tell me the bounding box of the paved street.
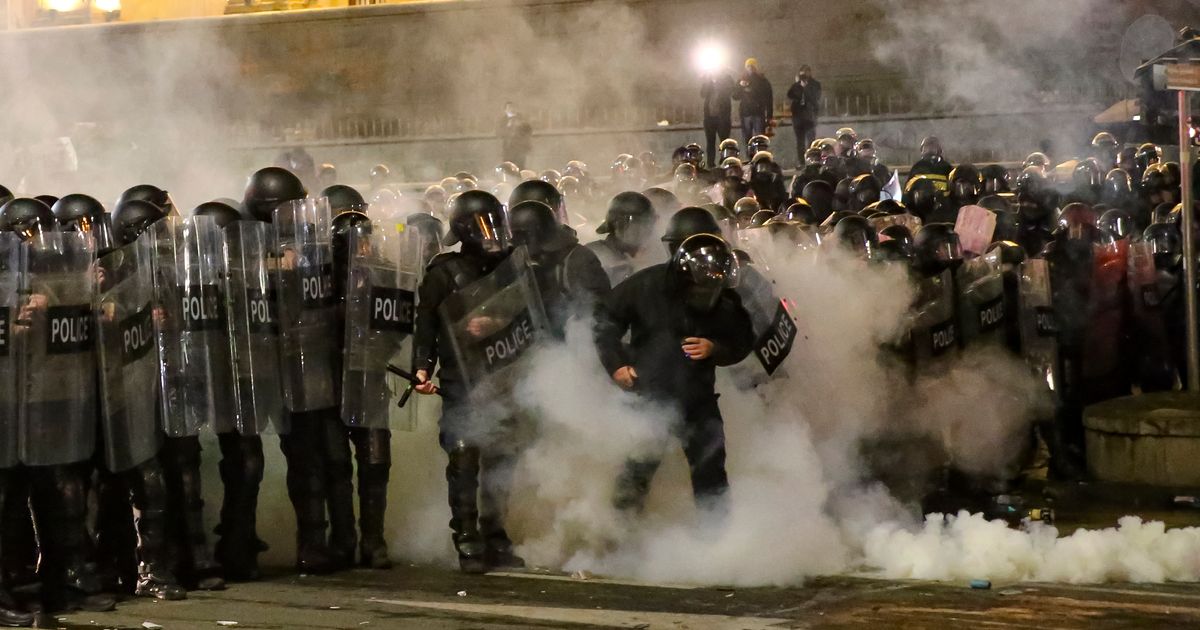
[44,563,1200,630]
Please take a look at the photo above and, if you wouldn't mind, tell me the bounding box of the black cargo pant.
[614,394,729,516]
[704,116,732,168]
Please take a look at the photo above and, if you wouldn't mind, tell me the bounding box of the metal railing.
[234,78,1135,148]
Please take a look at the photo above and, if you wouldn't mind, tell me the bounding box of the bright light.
[94,0,120,12]
[693,41,728,75]
[43,0,82,10]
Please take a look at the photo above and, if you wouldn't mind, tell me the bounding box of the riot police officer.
[412,191,527,574]
[585,192,658,285]
[596,232,753,519]
[509,200,611,335]
[1,198,117,614]
[243,167,351,574]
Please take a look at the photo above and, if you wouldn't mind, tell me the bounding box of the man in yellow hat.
[734,58,773,147]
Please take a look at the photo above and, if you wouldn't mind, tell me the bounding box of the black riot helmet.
[865,199,908,216]
[880,224,914,249]
[406,212,444,265]
[1055,202,1100,246]
[331,210,372,299]
[733,197,761,227]
[848,173,882,212]
[539,169,562,187]
[320,184,368,216]
[193,201,242,228]
[1152,202,1180,226]
[833,177,852,212]
[495,161,521,183]
[54,195,116,254]
[919,136,943,158]
[564,160,589,179]
[782,199,816,225]
[948,164,982,207]
[986,240,1027,266]
[1014,166,1053,220]
[243,167,307,223]
[674,163,698,185]
[662,206,722,253]
[669,233,740,312]
[749,209,776,229]
[1101,168,1133,207]
[1135,143,1162,174]
[681,143,703,167]
[912,223,963,276]
[599,191,656,254]
[0,197,56,243]
[747,135,771,157]
[0,185,12,206]
[1097,208,1135,241]
[1023,152,1050,173]
[370,164,391,188]
[509,200,564,257]
[111,199,167,246]
[980,164,1011,194]
[117,184,175,216]
[801,179,835,222]
[1144,223,1182,270]
[1071,160,1102,200]
[903,176,941,221]
[35,195,58,209]
[719,138,740,161]
[642,187,682,217]
[443,190,511,257]
[831,214,878,260]
[510,180,565,223]
[1090,131,1119,167]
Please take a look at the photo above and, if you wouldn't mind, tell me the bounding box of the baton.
[387,364,440,407]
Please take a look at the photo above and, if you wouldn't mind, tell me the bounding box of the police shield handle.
[613,365,638,390]
[15,294,47,327]
[954,205,997,257]
[682,337,714,360]
[412,369,438,396]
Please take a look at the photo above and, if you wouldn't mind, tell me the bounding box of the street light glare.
[694,41,727,74]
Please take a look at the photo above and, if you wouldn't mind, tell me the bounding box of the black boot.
[129,461,187,600]
[31,466,116,614]
[446,446,486,574]
[324,416,357,572]
[0,474,33,627]
[480,452,523,570]
[165,438,225,591]
[93,470,138,594]
[282,413,335,575]
[353,428,391,570]
[0,588,32,628]
[216,433,264,582]
[1,473,37,590]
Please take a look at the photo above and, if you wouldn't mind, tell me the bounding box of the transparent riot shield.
[273,198,338,413]
[438,246,550,390]
[95,235,161,472]
[0,234,23,469]
[152,216,233,438]
[226,221,286,436]
[1018,258,1059,396]
[909,269,959,370]
[18,230,98,466]
[341,228,422,428]
[957,252,1006,348]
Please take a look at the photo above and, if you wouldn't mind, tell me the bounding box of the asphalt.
[41,563,1200,630]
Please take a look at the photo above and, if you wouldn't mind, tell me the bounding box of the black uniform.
[529,239,611,336]
[701,75,735,168]
[595,264,754,514]
[413,249,524,572]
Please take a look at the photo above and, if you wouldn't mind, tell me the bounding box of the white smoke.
[864,512,1200,584]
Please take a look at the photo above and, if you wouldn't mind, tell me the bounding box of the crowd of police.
[0,119,1189,625]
